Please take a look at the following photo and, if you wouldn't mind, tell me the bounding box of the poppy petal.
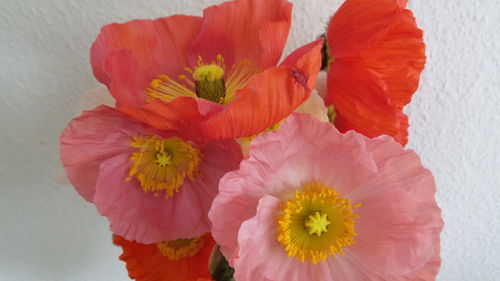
[357,10,425,107]
[325,62,409,145]
[327,0,403,58]
[90,15,202,106]
[188,0,292,70]
[280,39,324,89]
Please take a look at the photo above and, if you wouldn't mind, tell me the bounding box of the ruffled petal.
[194,39,322,141]
[90,15,202,106]
[357,10,425,107]
[325,62,409,145]
[325,0,425,146]
[60,106,152,201]
[188,0,292,70]
[327,0,403,58]
[94,140,241,243]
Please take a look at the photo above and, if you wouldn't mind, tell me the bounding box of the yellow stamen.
[144,54,259,105]
[157,235,206,260]
[277,182,360,264]
[224,59,260,104]
[145,74,196,102]
[127,136,202,199]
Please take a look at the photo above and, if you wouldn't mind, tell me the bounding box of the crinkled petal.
[188,0,292,70]
[327,0,403,58]
[325,62,409,145]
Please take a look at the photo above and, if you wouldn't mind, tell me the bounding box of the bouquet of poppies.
[60,0,443,280]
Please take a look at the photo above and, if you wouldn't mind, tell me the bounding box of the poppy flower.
[113,233,215,281]
[60,105,242,243]
[324,0,426,145]
[90,0,323,142]
[209,113,442,280]
[91,0,322,142]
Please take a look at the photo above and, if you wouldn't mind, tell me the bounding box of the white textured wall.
[1,0,499,280]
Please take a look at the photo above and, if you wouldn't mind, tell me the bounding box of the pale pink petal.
[294,90,329,122]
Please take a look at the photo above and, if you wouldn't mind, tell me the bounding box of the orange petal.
[91,15,202,106]
[113,234,215,281]
[357,10,425,107]
[327,0,403,58]
[325,62,409,145]
[188,0,292,70]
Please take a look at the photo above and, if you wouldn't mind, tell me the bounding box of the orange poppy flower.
[113,233,216,281]
[90,0,323,143]
[324,0,426,145]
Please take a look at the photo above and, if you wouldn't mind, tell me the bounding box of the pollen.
[157,234,206,260]
[193,64,224,82]
[277,182,360,264]
[127,136,202,199]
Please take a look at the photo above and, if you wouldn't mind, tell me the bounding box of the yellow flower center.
[157,235,206,260]
[304,212,331,236]
[277,182,360,264]
[127,136,202,199]
[145,55,259,104]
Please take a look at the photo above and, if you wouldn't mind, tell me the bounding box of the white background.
[1,0,499,280]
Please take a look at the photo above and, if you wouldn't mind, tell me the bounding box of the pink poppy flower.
[60,105,241,243]
[209,113,443,280]
[90,0,323,142]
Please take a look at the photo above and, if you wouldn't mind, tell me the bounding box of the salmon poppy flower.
[113,233,215,281]
[324,0,426,145]
[209,113,442,280]
[90,0,323,142]
[60,106,242,243]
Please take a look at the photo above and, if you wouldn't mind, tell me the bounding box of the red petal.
[325,62,409,145]
[188,0,292,70]
[327,0,403,58]
[90,15,202,106]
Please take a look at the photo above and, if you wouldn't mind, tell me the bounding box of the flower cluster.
[60,0,442,280]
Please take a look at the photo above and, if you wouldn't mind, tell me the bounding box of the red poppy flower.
[90,0,323,143]
[113,233,215,281]
[324,0,425,145]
